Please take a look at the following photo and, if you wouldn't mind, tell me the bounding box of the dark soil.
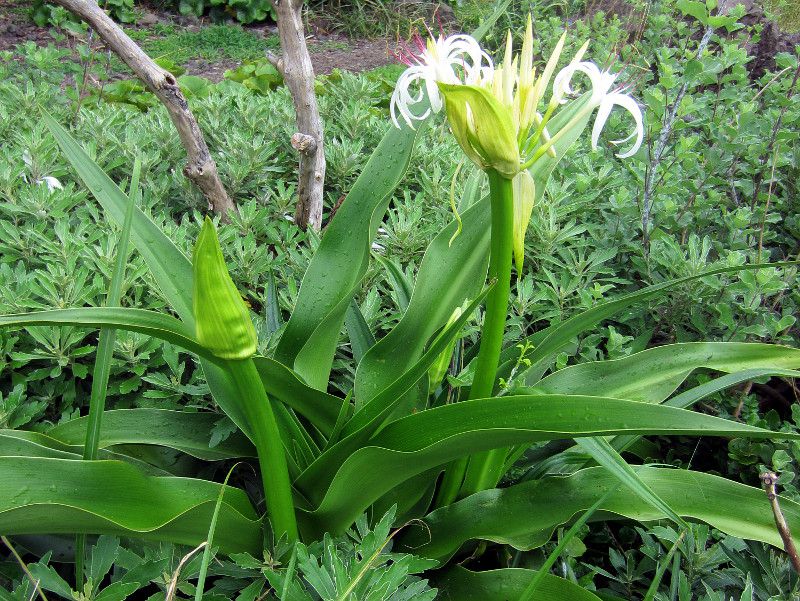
[0,0,397,80]
[1,0,797,81]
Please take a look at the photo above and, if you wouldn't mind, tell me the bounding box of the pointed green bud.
[193,217,257,359]
[512,170,536,274]
[437,82,520,179]
[428,303,466,388]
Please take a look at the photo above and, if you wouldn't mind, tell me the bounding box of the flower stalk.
[459,170,515,496]
[193,217,297,542]
[437,170,514,504]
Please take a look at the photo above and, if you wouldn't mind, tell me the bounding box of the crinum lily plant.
[2,20,800,601]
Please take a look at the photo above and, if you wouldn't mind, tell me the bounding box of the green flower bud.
[193,217,257,359]
[512,170,536,274]
[427,303,467,388]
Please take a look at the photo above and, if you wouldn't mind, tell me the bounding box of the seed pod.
[192,216,257,359]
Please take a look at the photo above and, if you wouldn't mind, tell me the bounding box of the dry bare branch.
[51,0,237,218]
[270,0,326,231]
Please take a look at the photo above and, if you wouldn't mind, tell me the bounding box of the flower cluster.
[389,18,644,176]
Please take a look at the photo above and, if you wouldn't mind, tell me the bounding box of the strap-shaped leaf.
[528,342,800,402]
[298,395,797,537]
[43,113,195,325]
[0,457,260,553]
[355,195,491,408]
[48,409,256,460]
[252,357,342,436]
[0,308,212,361]
[274,116,427,389]
[295,289,492,504]
[434,566,602,601]
[512,262,798,387]
[399,466,800,561]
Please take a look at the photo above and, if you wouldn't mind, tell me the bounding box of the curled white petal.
[390,33,493,129]
[606,93,644,158]
[590,97,615,152]
[590,92,643,158]
[553,61,601,104]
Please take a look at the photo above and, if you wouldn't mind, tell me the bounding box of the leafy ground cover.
[1,0,800,598]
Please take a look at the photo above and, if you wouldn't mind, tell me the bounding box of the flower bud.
[193,217,257,359]
[512,170,536,274]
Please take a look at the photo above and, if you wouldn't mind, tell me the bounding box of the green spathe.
[437,82,520,178]
[192,217,257,359]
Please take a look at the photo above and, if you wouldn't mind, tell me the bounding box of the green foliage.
[176,0,276,23]
[248,508,438,600]
[3,1,800,599]
[224,59,284,95]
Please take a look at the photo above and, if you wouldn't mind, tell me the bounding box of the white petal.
[553,61,601,104]
[607,93,644,158]
[591,97,615,151]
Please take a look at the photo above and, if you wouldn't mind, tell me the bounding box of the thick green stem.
[436,170,515,506]
[225,359,298,542]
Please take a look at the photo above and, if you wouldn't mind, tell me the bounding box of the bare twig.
[51,0,236,218]
[165,542,207,601]
[641,25,713,253]
[757,143,780,262]
[2,536,49,601]
[269,0,326,231]
[749,63,800,211]
[760,472,800,575]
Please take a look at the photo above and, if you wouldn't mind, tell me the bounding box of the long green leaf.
[0,308,215,362]
[574,438,687,528]
[0,430,173,475]
[528,342,800,402]
[519,488,616,600]
[611,367,800,455]
[0,457,260,553]
[516,263,797,386]
[275,117,427,389]
[355,196,490,408]
[252,356,341,436]
[77,155,139,586]
[399,466,800,560]
[294,288,492,505]
[43,115,277,449]
[344,300,376,366]
[373,254,412,312]
[48,409,256,460]
[299,395,795,536]
[435,566,602,601]
[43,113,195,324]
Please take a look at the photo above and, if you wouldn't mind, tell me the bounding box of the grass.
[308,40,351,53]
[765,0,800,32]
[124,23,280,64]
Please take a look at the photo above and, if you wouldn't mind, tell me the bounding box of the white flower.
[22,150,63,193]
[39,176,63,192]
[390,33,493,129]
[553,61,644,158]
